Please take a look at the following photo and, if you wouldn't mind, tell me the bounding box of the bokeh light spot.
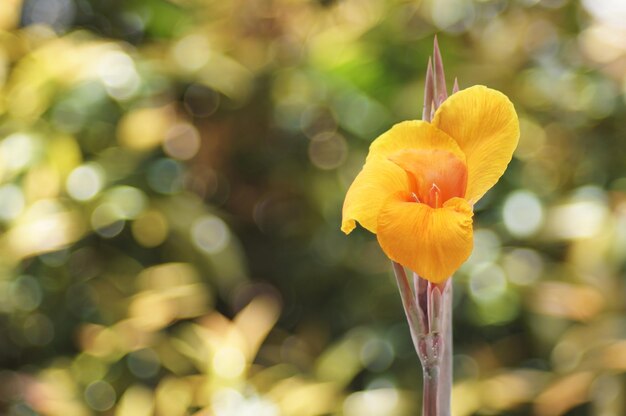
[469,263,507,302]
[163,123,201,160]
[66,163,105,201]
[85,380,116,411]
[97,51,140,101]
[333,93,388,138]
[172,34,211,72]
[1,133,37,173]
[132,210,169,247]
[147,158,185,195]
[91,203,125,238]
[308,132,348,170]
[471,292,521,325]
[503,190,544,238]
[502,248,544,286]
[11,275,42,312]
[191,215,230,254]
[0,184,25,221]
[127,348,161,379]
[117,106,174,151]
[71,353,108,384]
[104,186,147,219]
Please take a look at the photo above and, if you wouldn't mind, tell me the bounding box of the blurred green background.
[0,0,625,415]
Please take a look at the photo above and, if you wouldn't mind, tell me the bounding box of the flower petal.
[367,120,465,164]
[388,149,467,207]
[377,194,473,283]
[432,85,519,203]
[341,158,407,234]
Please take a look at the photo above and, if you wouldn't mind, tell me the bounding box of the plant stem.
[391,262,453,416]
[391,261,422,351]
[438,279,453,415]
[422,364,439,416]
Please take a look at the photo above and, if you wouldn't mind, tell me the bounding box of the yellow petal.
[341,159,407,234]
[376,194,473,283]
[367,120,466,164]
[433,85,519,203]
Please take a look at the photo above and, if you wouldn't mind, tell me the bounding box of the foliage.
[0,0,625,415]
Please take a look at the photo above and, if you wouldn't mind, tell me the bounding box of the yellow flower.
[341,86,520,283]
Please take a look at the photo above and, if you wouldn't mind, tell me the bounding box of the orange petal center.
[388,149,468,208]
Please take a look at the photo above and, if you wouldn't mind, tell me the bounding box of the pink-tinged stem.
[418,278,452,416]
[437,278,453,415]
[391,262,453,416]
[392,262,422,349]
[422,363,439,416]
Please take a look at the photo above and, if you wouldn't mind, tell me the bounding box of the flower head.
[342,82,519,283]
